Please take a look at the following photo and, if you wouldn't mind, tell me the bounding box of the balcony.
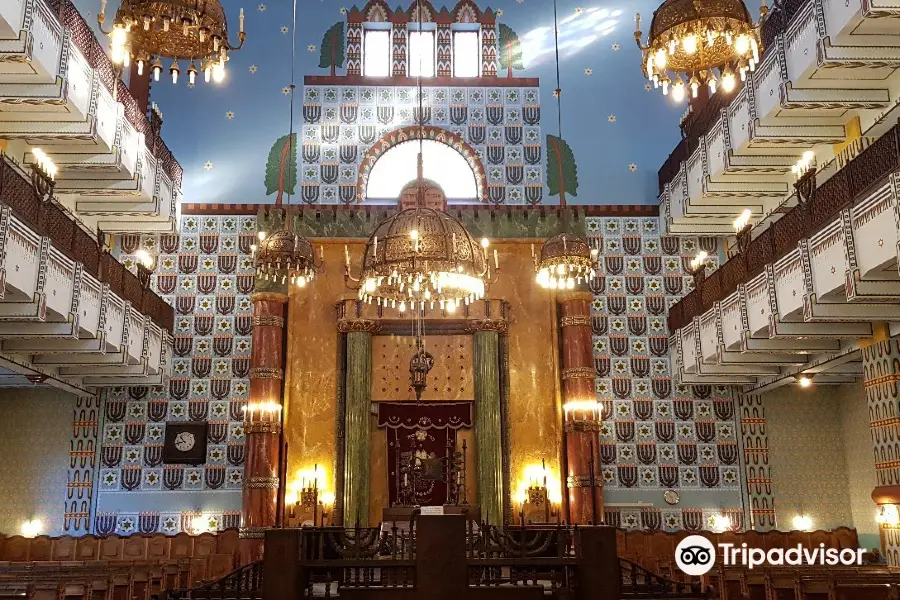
[659,0,900,236]
[0,153,173,395]
[0,0,182,233]
[667,120,900,391]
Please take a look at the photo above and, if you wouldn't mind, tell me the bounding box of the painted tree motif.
[319,22,345,76]
[546,135,578,206]
[264,134,297,205]
[498,24,523,78]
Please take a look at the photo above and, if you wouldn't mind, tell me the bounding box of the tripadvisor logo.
[675,535,865,575]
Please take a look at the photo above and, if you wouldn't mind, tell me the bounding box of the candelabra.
[686,251,708,289]
[134,249,156,291]
[29,148,56,202]
[518,459,560,525]
[732,208,753,257]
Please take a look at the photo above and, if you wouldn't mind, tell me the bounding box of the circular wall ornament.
[173,431,196,452]
[664,490,680,505]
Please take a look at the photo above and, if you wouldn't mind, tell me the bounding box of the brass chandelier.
[97,0,246,85]
[253,227,322,288]
[344,206,499,313]
[533,233,598,290]
[635,0,765,102]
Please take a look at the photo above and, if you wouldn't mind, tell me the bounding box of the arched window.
[364,139,479,203]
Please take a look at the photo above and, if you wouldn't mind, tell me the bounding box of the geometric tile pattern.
[300,85,543,204]
[96,216,256,506]
[64,396,101,534]
[739,393,776,531]
[586,217,741,493]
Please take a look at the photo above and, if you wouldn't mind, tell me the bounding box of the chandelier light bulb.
[199,27,209,43]
[668,37,677,55]
[143,15,151,30]
[213,36,221,52]
[654,48,667,70]
[724,28,734,45]
[661,76,670,96]
[708,74,717,94]
[204,62,212,83]
[682,33,698,55]
[137,59,145,76]
[187,62,198,85]
[671,77,686,102]
[689,75,700,98]
[162,15,170,31]
[735,33,750,56]
[410,229,419,240]
[646,54,655,78]
[706,26,716,47]
[170,60,180,84]
[212,62,225,83]
[151,57,163,81]
[722,68,736,92]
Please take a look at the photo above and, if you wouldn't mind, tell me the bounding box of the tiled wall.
[92,215,256,534]
[585,217,745,531]
[837,384,879,549]
[0,388,78,536]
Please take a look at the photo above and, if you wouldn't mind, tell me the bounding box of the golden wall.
[284,240,563,519]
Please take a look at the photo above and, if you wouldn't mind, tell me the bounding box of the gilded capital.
[559,315,592,328]
[250,292,289,304]
[466,319,509,334]
[337,319,383,334]
[557,291,594,303]
[561,366,595,380]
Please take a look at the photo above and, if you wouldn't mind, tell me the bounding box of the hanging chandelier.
[97,0,245,85]
[533,233,598,290]
[344,206,499,313]
[634,0,765,102]
[253,227,322,289]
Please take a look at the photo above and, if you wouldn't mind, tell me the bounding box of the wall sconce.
[733,208,752,256]
[792,151,817,204]
[563,400,602,422]
[134,249,156,291]
[242,401,283,423]
[794,374,813,388]
[190,514,212,535]
[29,148,57,202]
[876,504,900,527]
[792,514,813,531]
[711,514,732,532]
[686,251,708,288]
[21,519,42,538]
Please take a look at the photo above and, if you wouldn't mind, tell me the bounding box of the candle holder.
[794,167,817,205]
[686,251,708,289]
[29,148,57,202]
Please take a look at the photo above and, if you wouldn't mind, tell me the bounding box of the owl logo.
[174,431,196,452]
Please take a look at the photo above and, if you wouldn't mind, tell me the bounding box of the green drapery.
[343,331,372,526]
[474,330,503,525]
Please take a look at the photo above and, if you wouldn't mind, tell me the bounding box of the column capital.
[557,291,594,304]
[560,315,591,328]
[337,319,382,334]
[251,292,289,303]
[466,319,509,334]
[252,315,285,328]
[561,366,595,381]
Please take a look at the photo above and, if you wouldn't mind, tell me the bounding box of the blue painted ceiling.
[72,0,750,206]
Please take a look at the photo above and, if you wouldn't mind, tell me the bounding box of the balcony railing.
[0,154,174,332]
[667,120,900,333]
[44,0,183,189]
[655,0,802,195]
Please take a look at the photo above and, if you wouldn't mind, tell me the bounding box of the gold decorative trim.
[244,422,283,434]
[557,291,594,303]
[559,316,591,328]
[566,475,604,488]
[337,319,382,334]
[565,420,602,433]
[250,367,284,380]
[252,315,285,328]
[251,292,289,303]
[561,366,595,380]
[465,319,509,334]
[246,476,280,489]
[239,526,268,539]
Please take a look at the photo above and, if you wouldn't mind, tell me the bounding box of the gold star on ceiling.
[249,65,258,73]
[204,161,213,170]
[584,68,592,76]
[628,163,637,172]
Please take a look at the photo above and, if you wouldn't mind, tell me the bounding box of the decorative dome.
[535,233,596,290]
[356,207,492,310]
[255,229,318,287]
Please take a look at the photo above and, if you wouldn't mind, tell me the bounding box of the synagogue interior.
[0,0,900,598]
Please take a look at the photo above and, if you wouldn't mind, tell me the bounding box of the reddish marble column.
[557,291,603,525]
[240,292,288,563]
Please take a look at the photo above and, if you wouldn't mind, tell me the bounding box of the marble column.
[340,320,379,526]
[240,292,287,564]
[473,323,506,526]
[557,291,603,524]
[862,335,900,565]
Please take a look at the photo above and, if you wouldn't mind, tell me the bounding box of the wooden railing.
[714,565,900,600]
[0,153,174,332]
[165,561,263,600]
[667,120,900,333]
[620,558,705,599]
